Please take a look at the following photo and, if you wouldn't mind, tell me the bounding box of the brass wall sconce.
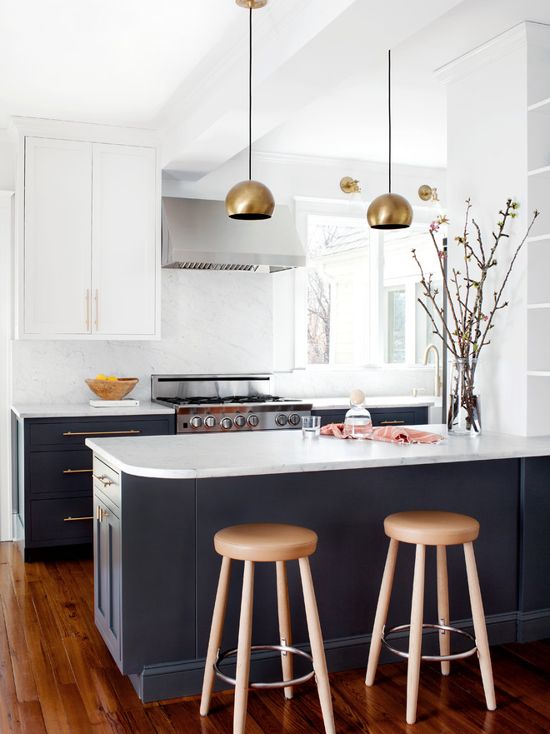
[418,185,439,203]
[340,177,362,194]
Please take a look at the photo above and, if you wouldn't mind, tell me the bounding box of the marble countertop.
[310,396,436,410]
[12,395,434,418]
[86,426,550,480]
[11,401,175,419]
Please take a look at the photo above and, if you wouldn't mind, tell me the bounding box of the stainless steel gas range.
[151,374,312,433]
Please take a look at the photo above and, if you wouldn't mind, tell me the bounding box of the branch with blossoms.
[412,199,539,365]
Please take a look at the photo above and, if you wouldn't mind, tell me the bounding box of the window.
[306,215,372,365]
[382,227,442,364]
[303,204,442,367]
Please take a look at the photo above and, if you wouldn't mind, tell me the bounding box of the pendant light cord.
[248,7,253,181]
[388,48,392,194]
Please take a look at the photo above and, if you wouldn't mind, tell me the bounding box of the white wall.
[439,25,529,434]
[163,148,447,208]
[0,131,15,190]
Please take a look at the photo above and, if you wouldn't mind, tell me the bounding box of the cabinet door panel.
[24,137,92,335]
[92,144,157,336]
[94,496,121,665]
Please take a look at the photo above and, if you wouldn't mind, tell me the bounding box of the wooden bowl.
[85,378,139,401]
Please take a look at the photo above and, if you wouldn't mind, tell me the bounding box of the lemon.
[95,373,107,380]
[106,375,118,381]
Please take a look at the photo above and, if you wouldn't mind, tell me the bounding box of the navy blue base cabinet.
[313,405,429,427]
[88,453,550,703]
[12,412,174,561]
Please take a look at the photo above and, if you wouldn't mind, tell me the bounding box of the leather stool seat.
[214,523,318,562]
[384,511,480,546]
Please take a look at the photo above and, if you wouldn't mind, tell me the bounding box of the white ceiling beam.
[159,0,462,181]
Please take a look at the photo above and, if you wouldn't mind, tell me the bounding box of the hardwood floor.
[0,541,549,734]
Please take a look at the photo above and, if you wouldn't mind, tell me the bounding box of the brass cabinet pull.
[96,506,109,522]
[63,515,93,522]
[85,289,91,331]
[95,288,99,331]
[63,468,93,475]
[380,420,406,425]
[63,429,141,436]
[93,474,114,487]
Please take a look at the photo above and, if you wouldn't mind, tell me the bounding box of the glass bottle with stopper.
[343,389,373,439]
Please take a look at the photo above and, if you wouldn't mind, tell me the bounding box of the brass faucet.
[423,343,442,397]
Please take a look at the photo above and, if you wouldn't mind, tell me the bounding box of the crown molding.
[9,116,158,147]
[435,22,529,86]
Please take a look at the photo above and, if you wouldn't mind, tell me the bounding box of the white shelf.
[528,303,550,310]
[528,234,550,243]
[528,371,550,377]
[528,165,550,177]
[528,97,550,113]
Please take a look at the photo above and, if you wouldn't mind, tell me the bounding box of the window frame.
[294,196,442,370]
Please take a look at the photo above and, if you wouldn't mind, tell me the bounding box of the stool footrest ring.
[214,644,314,689]
[381,623,477,662]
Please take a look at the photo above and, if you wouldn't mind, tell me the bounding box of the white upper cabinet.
[16,120,160,340]
[92,144,157,337]
[24,138,93,335]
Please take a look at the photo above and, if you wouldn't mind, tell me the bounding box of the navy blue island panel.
[109,455,550,703]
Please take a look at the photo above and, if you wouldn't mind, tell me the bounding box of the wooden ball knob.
[350,389,365,405]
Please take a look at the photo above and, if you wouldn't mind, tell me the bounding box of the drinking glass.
[302,415,321,438]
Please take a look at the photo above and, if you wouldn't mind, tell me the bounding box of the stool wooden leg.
[276,561,294,700]
[298,557,336,734]
[407,544,426,725]
[436,545,451,676]
[463,542,496,711]
[200,556,232,717]
[366,538,399,686]
[234,560,255,734]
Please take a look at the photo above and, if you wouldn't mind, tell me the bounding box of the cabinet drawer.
[29,417,170,448]
[371,410,417,427]
[93,456,121,507]
[30,497,93,542]
[29,449,92,497]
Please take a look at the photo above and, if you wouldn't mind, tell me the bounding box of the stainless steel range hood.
[161,197,306,272]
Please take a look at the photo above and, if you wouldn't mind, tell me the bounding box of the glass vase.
[447,358,481,435]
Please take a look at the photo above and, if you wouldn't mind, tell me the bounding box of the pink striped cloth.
[320,423,443,444]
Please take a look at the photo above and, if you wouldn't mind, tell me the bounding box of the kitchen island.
[86,428,550,702]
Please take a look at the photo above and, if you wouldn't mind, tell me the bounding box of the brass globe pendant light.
[367,50,413,230]
[225,0,275,220]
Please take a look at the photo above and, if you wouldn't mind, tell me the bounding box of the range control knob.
[288,413,301,426]
[204,415,216,428]
[190,415,203,429]
[220,417,233,430]
[275,414,288,427]
[247,414,259,428]
[234,414,246,428]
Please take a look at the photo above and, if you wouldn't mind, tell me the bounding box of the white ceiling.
[0,0,239,127]
[2,0,550,170]
[258,0,550,168]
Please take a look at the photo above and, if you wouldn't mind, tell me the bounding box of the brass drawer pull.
[63,516,93,522]
[63,429,141,436]
[380,420,406,425]
[93,474,115,487]
[63,468,93,475]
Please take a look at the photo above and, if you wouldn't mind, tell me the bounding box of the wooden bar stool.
[365,511,496,725]
[200,523,336,734]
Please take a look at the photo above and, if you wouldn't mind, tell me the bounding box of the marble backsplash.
[11,269,437,405]
[11,270,274,404]
[273,367,435,399]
